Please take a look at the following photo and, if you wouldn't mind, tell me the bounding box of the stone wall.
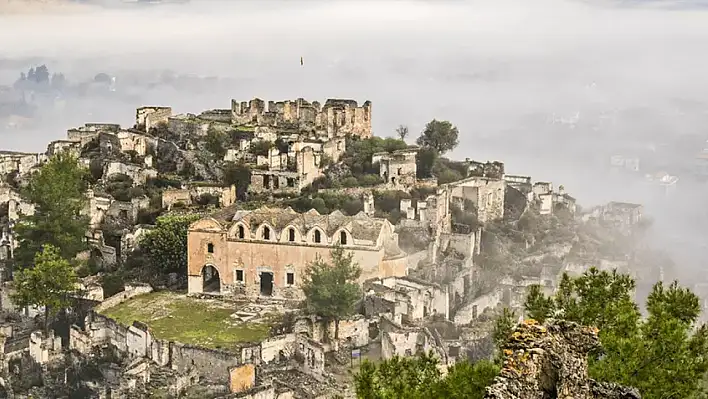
[381,327,435,360]
[103,161,157,185]
[378,149,417,187]
[230,98,372,139]
[170,341,243,383]
[162,189,191,210]
[454,289,502,325]
[93,284,153,313]
[260,333,297,364]
[443,231,476,258]
[449,177,506,223]
[71,311,244,385]
[136,107,172,131]
[199,109,232,123]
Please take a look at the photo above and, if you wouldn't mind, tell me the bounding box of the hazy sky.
[4,0,708,281]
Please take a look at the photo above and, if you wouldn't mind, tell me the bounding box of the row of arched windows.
[232,224,349,245]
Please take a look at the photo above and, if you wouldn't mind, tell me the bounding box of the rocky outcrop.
[485,319,640,399]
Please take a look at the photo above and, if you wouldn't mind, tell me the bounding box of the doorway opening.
[260,272,274,296]
[202,265,221,293]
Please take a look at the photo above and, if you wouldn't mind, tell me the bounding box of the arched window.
[238,225,245,239]
[340,231,347,245]
[207,243,214,253]
[262,226,271,240]
[288,228,295,242]
[314,230,321,243]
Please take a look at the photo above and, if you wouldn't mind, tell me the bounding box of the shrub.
[342,177,359,188]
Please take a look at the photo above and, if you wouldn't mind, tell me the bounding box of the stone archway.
[202,265,221,294]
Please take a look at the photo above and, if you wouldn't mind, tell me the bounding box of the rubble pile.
[484,319,640,399]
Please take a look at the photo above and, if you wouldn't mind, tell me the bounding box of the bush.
[437,169,464,184]
[250,140,273,157]
[88,159,104,182]
[343,199,364,216]
[374,190,410,213]
[101,273,125,298]
[205,127,228,159]
[147,176,182,189]
[137,208,160,225]
[105,174,134,202]
[342,137,407,176]
[342,176,359,188]
[195,193,220,206]
[128,187,145,199]
[357,174,383,187]
[311,198,326,214]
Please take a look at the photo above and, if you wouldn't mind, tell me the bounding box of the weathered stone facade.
[375,148,418,187]
[485,320,640,399]
[231,98,372,138]
[135,106,172,131]
[161,184,237,210]
[187,206,408,299]
[103,161,157,186]
[449,176,506,224]
[0,151,45,177]
[364,276,449,321]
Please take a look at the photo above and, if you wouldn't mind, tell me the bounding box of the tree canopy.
[416,119,460,155]
[524,268,708,399]
[11,244,78,332]
[222,161,251,200]
[395,125,409,141]
[301,245,362,340]
[354,351,499,399]
[14,152,89,268]
[140,214,200,275]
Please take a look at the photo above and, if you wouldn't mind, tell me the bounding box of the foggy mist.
[3,0,708,283]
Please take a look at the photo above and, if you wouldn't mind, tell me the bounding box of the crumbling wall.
[170,342,241,383]
[47,140,82,157]
[484,320,641,399]
[443,232,476,258]
[260,334,297,364]
[28,330,61,365]
[296,335,325,376]
[72,310,245,386]
[231,98,372,138]
[162,189,191,210]
[381,328,432,359]
[94,284,153,313]
[136,107,172,131]
[103,161,157,185]
[467,160,505,179]
[454,290,502,325]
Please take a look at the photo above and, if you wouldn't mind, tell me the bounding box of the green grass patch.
[101,291,276,351]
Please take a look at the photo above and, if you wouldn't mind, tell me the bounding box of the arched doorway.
[202,265,221,294]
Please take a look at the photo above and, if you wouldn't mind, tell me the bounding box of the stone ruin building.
[373,147,419,188]
[187,206,408,299]
[485,319,640,399]
[231,98,372,139]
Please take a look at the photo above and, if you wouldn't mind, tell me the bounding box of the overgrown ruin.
[485,319,640,399]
